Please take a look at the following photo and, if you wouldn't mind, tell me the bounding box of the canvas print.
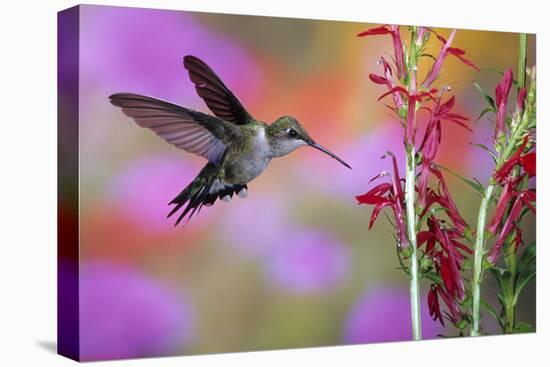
[58,4,536,362]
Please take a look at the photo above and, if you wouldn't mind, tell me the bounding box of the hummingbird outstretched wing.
[183,55,255,125]
[109,93,239,164]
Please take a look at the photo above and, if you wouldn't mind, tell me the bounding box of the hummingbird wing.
[183,55,255,125]
[109,93,240,164]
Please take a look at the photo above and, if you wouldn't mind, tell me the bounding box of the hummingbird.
[109,55,351,226]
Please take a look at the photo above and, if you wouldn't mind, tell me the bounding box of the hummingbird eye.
[286,128,298,138]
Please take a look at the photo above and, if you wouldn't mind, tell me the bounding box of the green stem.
[405,27,421,341]
[518,33,527,91]
[504,244,517,333]
[471,32,534,337]
[406,145,422,340]
[501,36,528,333]
[471,184,495,336]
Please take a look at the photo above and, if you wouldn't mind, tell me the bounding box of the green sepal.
[514,241,536,304]
[470,143,497,163]
[476,106,496,121]
[514,321,534,333]
[480,299,503,329]
[434,163,484,195]
[473,82,496,110]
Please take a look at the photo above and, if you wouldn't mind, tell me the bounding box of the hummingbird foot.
[237,188,248,198]
[221,195,232,202]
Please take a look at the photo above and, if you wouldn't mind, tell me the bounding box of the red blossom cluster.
[355,152,408,248]
[486,70,536,264]
[356,25,478,327]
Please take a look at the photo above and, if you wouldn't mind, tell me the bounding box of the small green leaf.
[460,295,472,308]
[435,163,484,195]
[489,267,511,292]
[514,242,536,304]
[398,104,408,118]
[420,257,433,270]
[415,151,423,165]
[473,82,496,110]
[482,257,494,270]
[470,143,497,163]
[514,321,534,333]
[401,245,413,258]
[476,106,496,121]
[456,317,468,330]
[517,241,536,273]
[422,271,442,284]
[481,299,503,328]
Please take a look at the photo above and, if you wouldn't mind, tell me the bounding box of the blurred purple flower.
[343,287,442,343]
[467,118,495,184]
[80,5,263,106]
[80,261,194,361]
[264,230,349,294]
[108,154,201,232]
[220,194,288,258]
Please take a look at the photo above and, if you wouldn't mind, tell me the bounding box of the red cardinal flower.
[420,167,468,233]
[494,69,513,138]
[495,136,536,183]
[419,217,471,303]
[377,85,438,145]
[417,93,472,205]
[369,57,405,110]
[357,25,392,36]
[488,134,536,264]
[423,29,479,88]
[487,179,517,235]
[487,189,535,264]
[421,220,471,326]
[428,284,463,326]
[520,152,536,176]
[358,25,406,79]
[356,152,408,247]
[428,284,444,325]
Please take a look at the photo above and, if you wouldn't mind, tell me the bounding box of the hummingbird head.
[268,116,351,169]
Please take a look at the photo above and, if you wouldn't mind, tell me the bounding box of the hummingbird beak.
[308,142,352,169]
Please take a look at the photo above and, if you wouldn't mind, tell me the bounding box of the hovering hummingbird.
[110,55,351,226]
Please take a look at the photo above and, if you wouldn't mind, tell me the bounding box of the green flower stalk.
[357,25,478,340]
[470,33,536,336]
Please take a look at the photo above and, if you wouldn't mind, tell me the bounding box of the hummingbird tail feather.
[167,163,247,226]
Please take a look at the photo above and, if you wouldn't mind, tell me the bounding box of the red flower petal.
[438,95,455,115]
[355,182,392,205]
[357,25,391,37]
[377,86,409,101]
[446,47,480,71]
[369,201,392,229]
[487,195,524,263]
[428,284,445,326]
[389,25,406,79]
[446,47,465,56]
[488,181,514,235]
[494,69,513,137]
[495,136,529,183]
[520,152,536,177]
[369,73,387,85]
